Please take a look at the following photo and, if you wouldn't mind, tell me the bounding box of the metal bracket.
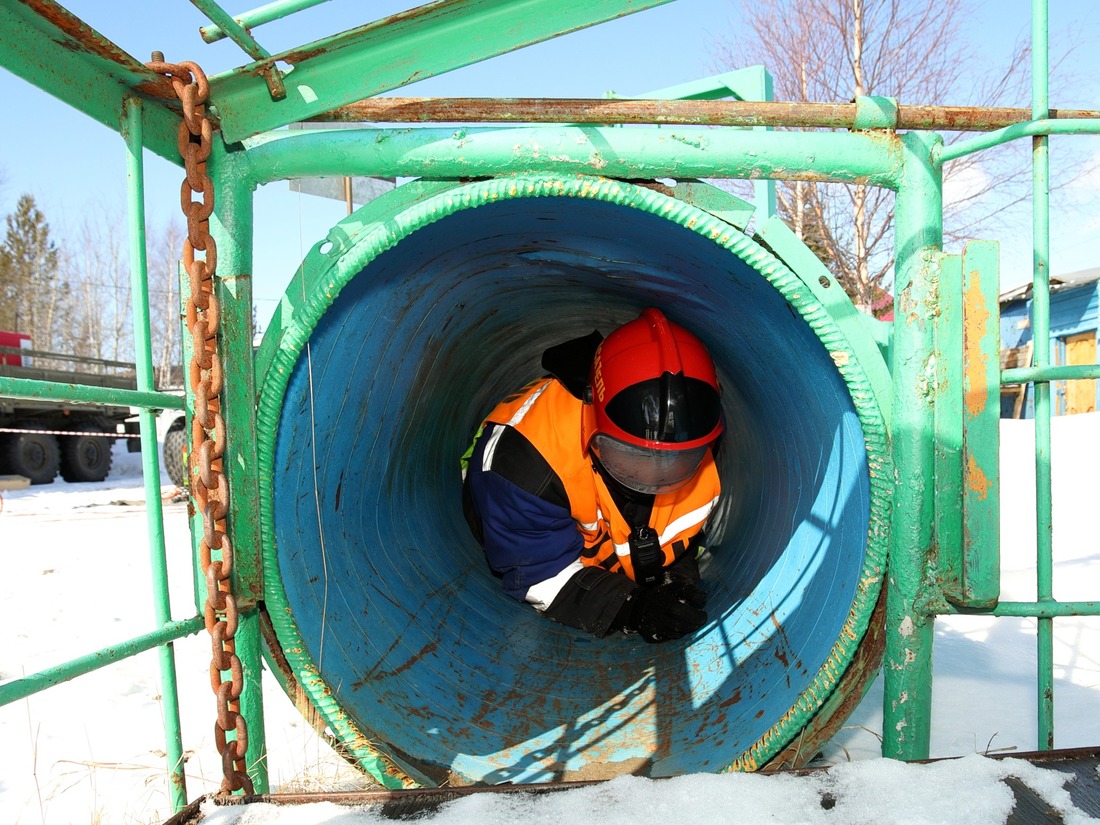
[854,96,899,131]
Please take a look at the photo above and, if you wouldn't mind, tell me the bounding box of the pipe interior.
[270,189,874,784]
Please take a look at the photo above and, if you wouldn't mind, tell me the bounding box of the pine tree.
[0,193,67,348]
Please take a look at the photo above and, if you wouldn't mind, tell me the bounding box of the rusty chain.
[146,58,252,797]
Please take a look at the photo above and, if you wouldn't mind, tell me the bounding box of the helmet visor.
[592,434,709,495]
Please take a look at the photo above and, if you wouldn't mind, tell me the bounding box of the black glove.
[614,582,707,643]
[661,569,707,609]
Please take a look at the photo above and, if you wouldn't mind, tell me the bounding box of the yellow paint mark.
[964,268,991,418]
[831,350,850,367]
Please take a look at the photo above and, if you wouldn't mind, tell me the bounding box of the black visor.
[604,373,721,444]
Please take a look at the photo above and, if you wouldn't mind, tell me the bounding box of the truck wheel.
[59,425,115,483]
[163,418,189,489]
[5,429,61,485]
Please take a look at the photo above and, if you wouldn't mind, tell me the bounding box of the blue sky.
[0,0,1097,330]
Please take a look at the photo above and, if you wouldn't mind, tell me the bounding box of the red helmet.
[584,308,723,494]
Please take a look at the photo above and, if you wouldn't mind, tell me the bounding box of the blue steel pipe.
[256,175,891,785]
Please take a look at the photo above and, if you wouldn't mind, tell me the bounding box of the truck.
[0,330,188,487]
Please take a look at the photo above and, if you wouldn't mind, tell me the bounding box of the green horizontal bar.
[0,616,204,707]
[201,0,334,43]
[946,600,1100,618]
[0,376,184,411]
[1003,364,1100,384]
[939,118,1100,163]
[242,125,903,188]
[192,0,274,61]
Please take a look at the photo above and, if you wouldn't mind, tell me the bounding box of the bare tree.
[54,210,183,383]
[147,220,185,390]
[64,204,134,365]
[712,0,1032,313]
[65,238,106,363]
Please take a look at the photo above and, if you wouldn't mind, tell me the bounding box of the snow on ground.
[195,755,1099,825]
[1,416,1099,824]
[0,442,365,825]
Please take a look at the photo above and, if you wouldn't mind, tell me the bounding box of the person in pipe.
[461,308,724,643]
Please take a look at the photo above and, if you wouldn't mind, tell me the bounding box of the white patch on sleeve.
[524,560,585,612]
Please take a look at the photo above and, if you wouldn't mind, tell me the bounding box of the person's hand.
[617,583,707,643]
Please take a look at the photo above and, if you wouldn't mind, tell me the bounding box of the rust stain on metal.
[390,641,438,677]
[352,640,438,688]
[311,97,1100,130]
[966,452,991,501]
[23,0,136,64]
[21,1,176,100]
[280,0,470,65]
[719,688,743,708]
[770,613,795,670]
[963,268,991,419]
[759,585,888,773]
[170,765,188,793]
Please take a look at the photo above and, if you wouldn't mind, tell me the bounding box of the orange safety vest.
[483,378,721,580]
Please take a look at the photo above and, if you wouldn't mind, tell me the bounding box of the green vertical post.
[122,95,189,811]
[748,67,777,222]
[210,143,269,793]
[883,130,944,761]
[959,242,1001,607]
[935,244,1002,609]
[1031,0,1055,751]
[934,252,964,599]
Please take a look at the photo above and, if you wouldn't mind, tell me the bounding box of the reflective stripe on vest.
[482,378,721,583]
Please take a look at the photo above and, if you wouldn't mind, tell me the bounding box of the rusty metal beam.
[310,96,1100,132]
[0,0,184,163]
[208,0,675,143]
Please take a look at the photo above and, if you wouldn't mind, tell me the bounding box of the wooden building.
[1000,266,1100,418]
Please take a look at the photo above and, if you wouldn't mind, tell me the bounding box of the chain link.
[146,58,253,797]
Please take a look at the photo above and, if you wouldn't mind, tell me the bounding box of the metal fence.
[0,0,1098,814]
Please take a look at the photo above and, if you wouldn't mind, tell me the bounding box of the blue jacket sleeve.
[465,425,641,635]
[465,428,584,602]
[467,465,583,601]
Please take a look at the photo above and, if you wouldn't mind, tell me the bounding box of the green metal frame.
[0,96,197,810]
[1,0,1099,810]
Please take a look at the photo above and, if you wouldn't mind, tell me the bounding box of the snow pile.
[198,755,1094,825]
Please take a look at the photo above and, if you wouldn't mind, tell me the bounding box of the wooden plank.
[1064,332,1097,414]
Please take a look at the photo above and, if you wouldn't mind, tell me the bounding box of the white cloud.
[1061,147,1100,208]
[942,158,993,210]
